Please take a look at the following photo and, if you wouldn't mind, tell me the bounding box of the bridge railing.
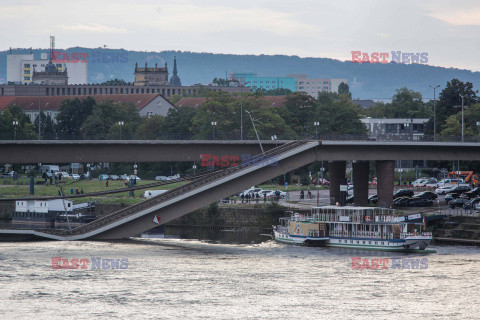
[39,140,309,237]
[1,132,479,142]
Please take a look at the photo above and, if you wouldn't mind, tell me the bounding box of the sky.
[1,0,480,71]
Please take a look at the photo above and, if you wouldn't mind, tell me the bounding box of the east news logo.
[51,257,128,269]
[351,257,428,269]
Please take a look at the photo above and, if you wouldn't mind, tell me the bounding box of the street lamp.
[476,122,480,140]
[245,109,265,155]
[211,121,217,140]
[193,163,197,179]
[429,85,440,141]
[118,121,124,139]
[314,121,320,140]
[240,81,251,140]
[12,120,19,140]
[455,94,466,142]
[271,135,277,147]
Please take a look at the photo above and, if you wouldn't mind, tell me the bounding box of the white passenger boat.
[273,206,432,251]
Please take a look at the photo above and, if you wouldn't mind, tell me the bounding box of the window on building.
[385,124,397,133]
[323,82,329,85]
[24,64,30,68]
[33,64,37,67]
[24,70,30,74]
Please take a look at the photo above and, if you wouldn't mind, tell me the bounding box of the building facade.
[361,118,429,140]
[0,83,249,99]
[7,52,88,85]
[230,72,348,97]
[134,62,169,86]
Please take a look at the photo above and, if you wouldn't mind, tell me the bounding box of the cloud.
[57,23,129,34]
[428,9,480,26]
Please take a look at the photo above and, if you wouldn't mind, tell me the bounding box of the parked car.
[435,186,454,195]
[274,190,287,199]
[463,197,480,210]
[109,175,119,180]
[394,189,414,199]
[437,178,466,187]
[313,178,329,186]
[71,174,80,180]
[155,176,168,181]
[411,178,428,187]
[393,196,411,207]
[445,193,458,204]
[368,194,378,204]
[119,174,129,180]
[412,191,438,200]
[449,198,469,209]
[408,198,433,207]
[240,187,263,197]
[1,171,14,178]
[446,185,471,196]
[130,175,141,181]
[259,190,275,198]
[460,187,480,199]
[98,174,109,180]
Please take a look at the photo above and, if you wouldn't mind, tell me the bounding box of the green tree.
[282,92,318,137]
[135,115,166,139]
[191,91,295,139]
[34,111,56,139]
[440,103,480,139]
[434,79,478,134]
[81,101,142,139]
[56,97,96,136]
[0,105,37,139]
[161,105,197,137]
[314,95,367,137]
[338,82,351,98]
[389,87,431,118]
[101,78,127,85]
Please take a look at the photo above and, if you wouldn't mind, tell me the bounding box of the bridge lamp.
[455,94,466,142]
[429,84,440,141]
[271,135,278,147]
[314,122,320,140]
[211,121,217,140]
[12,120,19,140]
[476,122,480,138]
[118,121,124,139]
[193,163,197,178]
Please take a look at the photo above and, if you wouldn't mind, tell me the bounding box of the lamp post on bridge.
[429,85,440,141]
[12,120,18,140]
[314,122,319,140]
[118,121,124,140]
[240,81,251,140]
[455,94,466,142]
[211,121,217,140]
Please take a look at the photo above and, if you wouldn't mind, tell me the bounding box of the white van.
[437,178,467,188]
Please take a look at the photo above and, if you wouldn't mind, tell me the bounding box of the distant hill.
[1,47,480,99]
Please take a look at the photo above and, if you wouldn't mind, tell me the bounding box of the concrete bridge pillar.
[376,160,395,208]
[353,161,369,206]
[328,161,346,205]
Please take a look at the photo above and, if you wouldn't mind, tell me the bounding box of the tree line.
[0,78,478,140]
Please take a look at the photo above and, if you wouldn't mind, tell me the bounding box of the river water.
[1,229,479,320]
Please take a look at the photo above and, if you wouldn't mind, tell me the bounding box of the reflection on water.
[0,229,479,319]
[162,226,272,244]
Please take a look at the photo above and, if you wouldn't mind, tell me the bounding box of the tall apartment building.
[230,72,348,97]
[6,52,88,85]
